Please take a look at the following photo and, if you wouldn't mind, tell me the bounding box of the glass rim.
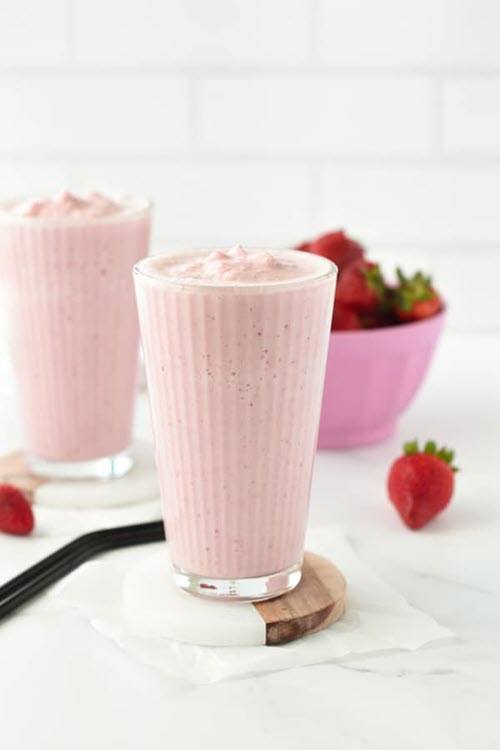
[0,194,153,226]
[133,247,337,293]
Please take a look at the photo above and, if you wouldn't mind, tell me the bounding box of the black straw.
[0,521,165,622]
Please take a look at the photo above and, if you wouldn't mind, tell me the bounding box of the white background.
[1,5,500,748]
[1,0,500,333]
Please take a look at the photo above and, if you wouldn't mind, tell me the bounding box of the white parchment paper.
[51,526,453,684]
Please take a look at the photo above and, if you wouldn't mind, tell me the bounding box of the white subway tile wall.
[0,0,499,331]
[71,161,312,243]
[0,78,190,155]
[0,1,68,64]
[444,78,500,154]
[199,77,434,156]
[74,0,310,65]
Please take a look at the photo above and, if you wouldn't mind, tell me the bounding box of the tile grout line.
[188,74,200,155]
[64,0,76,64]
[308,162,322,232]
[3,153,500,166]
[431,75,445,158]
[1,64,500,79]
[308,0,320,64]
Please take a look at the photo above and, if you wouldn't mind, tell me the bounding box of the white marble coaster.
[35,442,159,509]
[121,546,347,647]
[122,549,268,646]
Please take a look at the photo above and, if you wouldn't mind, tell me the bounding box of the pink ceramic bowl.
[318,311,445,449]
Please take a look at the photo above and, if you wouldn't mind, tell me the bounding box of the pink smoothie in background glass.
[0,191,151,479]
[134,246,336,600]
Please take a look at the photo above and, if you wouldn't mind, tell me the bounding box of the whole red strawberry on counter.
[299,231,365,272]
[394,269,442,322]
[388,440,457,530]
[0,484,34,535]
[336,259,389,313]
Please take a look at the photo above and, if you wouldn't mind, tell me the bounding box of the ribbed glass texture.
[135,264,335,579]
[0,210,150,462]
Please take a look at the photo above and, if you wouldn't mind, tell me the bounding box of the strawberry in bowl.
[299,230,365,272]
[336,259,388,314]
[332,303,363,331]
[297,231,445,448]
[394,269,443,322]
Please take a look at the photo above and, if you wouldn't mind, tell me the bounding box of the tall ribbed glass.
[134,249,336,601]
[0,200,151,479]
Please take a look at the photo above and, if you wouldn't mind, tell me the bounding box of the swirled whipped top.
[138,246,333,287]
[3,191,127,219]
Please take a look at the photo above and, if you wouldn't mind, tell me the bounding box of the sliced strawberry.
[0,484,34,535]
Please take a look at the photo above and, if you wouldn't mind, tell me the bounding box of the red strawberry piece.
[332,302,363,331]
[394,268,442,322]
[387,440,457,530]
[307,231,365,272]
[0,484,34,535]
[296,241,310,252]
[336,259,388,313]
[360,307,397,329]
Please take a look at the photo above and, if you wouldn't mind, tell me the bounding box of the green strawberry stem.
[403,439,459,472]
[395,268,435,312]
[361,264,391,308]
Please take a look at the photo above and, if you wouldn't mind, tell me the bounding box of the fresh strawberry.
[332,302,363,331]
[302,231,365,272]
[394,269,442,322]
[296,241,310,252]
[336,259,388,313]
[360,306,398,329]
[0,484,34,535]
[387,440,457,530]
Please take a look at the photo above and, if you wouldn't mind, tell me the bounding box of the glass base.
[173,561,302,602]
[26,449,133,481]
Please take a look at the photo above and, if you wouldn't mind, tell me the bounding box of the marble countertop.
[0,333,498,750]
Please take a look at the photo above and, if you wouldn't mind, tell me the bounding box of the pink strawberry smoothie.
[0,191,151,473]
[134,246,336,589]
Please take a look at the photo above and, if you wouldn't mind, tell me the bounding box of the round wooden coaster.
[0,443,159,508]
[122,549,346,646]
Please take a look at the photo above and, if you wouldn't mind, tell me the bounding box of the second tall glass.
[0,194,151,479]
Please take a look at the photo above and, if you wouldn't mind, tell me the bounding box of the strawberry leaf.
[361,263,390,307]
[395,268,435,312]
[406,439,459,472]
[424,440,437,454]
[404,440,419,456]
